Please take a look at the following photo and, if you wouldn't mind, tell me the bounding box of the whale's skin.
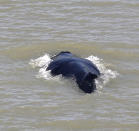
[47,51,100,93]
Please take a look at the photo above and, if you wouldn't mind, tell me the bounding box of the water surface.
[0,0,139,130]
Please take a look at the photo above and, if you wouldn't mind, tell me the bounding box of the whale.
[46,51,100,93]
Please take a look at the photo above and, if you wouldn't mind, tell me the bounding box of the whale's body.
[47,52,100,93]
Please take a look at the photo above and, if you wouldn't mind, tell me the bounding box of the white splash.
[29,54,118,89]
[29,54,51,68]
[29,54,54,80]
[86,55,118,89]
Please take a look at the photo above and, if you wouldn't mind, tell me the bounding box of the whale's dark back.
[47,52,100,93]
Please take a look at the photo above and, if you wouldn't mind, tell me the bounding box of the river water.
[0,0,139,130]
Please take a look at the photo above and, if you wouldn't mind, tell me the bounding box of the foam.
[29,54,118,90]
[29,54,53,80]
[86,55,118,89]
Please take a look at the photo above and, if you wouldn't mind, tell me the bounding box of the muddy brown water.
[0,0,139,130]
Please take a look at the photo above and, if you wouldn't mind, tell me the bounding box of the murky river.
[0,0,139,130]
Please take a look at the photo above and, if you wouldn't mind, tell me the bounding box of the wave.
[29,53,118,91]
